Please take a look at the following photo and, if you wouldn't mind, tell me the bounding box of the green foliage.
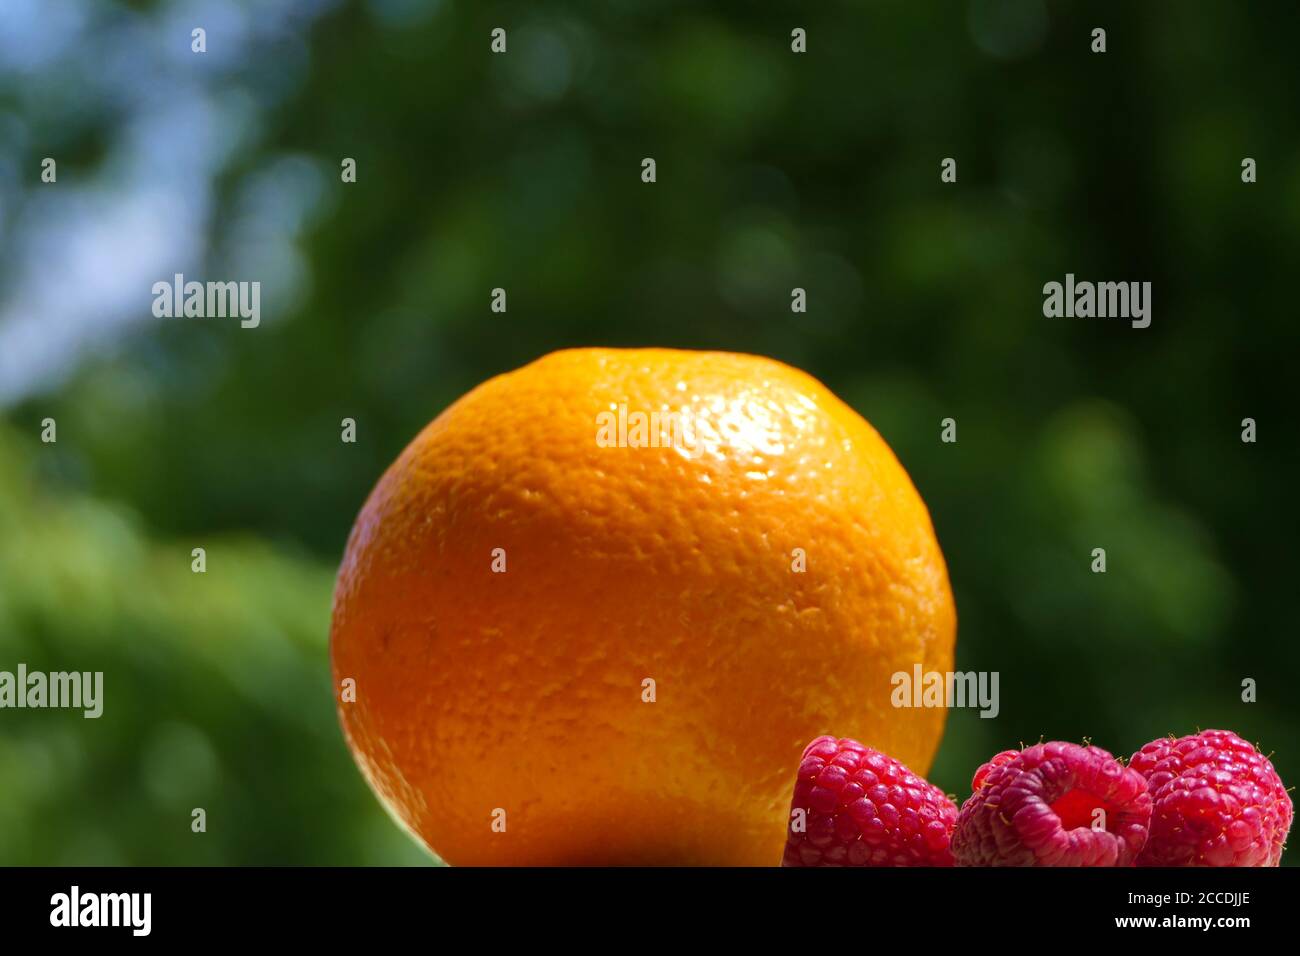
[0,425,433,865]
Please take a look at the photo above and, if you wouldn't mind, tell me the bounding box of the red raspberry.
[951,742,1152,866]
[781,736,957,866]
[1130,729,1293,867]
[971,749,1019,791]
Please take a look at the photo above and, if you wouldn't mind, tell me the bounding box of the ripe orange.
[330,348,956,865]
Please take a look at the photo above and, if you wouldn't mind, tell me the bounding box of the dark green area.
[2,1,1297,864]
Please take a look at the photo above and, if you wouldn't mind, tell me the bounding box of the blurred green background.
[1,0,1297,864]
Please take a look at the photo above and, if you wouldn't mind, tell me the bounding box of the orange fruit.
[330,348,955,865]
